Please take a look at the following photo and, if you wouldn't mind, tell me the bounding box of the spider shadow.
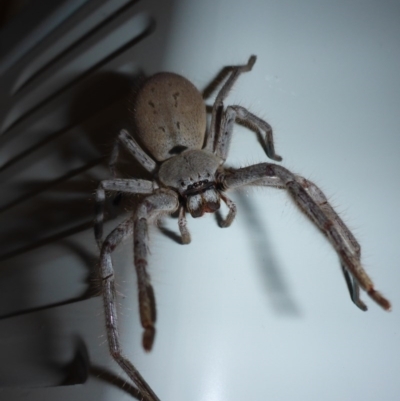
[64,337,145,400]
[0,238,101,388]
[156,209,185,244]
[0,70,149,390]
[0,238,100,321]
[37,335,145,399]
[234,191,300,315]
[0,69,147,258]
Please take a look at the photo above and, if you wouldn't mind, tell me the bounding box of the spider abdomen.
[133,72,207,162]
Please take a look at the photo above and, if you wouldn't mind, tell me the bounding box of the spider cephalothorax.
[95,56,391,401]
[158,149,222,217]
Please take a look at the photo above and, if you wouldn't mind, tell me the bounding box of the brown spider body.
[134,72,207,161]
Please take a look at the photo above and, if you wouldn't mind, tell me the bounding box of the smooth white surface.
[114,1,400,400]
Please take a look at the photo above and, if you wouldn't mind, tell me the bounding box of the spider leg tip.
[142,327,156,352]
[355,301,368,312]
[367,289,392,311]
[248,55,257,67]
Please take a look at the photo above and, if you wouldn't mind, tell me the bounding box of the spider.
[94,56,391,400]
